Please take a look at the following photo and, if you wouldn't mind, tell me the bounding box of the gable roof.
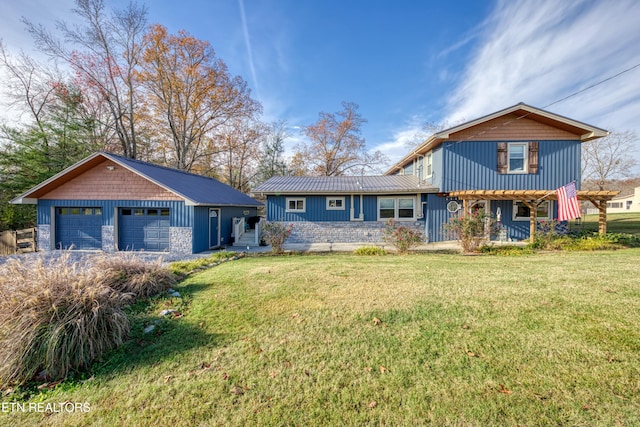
[386,102,609,175]
[11,152,262,207]
[252,175,437,195]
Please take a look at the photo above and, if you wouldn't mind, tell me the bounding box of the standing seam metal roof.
[252,175,437,194]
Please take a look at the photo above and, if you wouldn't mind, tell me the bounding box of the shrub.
[0,253,131,384]
[382,219,424,254]
[262,222,293,254]
[353,245,387,256]
[444,209,498,253]
[92,253,176,300]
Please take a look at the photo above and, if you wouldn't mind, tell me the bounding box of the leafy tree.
[24,0,148,158]
[582,131,638,189]
[296,102,387,176]
[215,118,265,192]
[138,24,261,172]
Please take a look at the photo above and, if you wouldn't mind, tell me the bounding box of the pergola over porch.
[447,189,620,243]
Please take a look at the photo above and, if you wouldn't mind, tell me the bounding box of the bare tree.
[296,102,387,176]
[582,131,638,189]
[23,0,148,158]
[255,120,289,183]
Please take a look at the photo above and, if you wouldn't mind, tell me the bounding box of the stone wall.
[102,226,115,252]
[170,227,193,254]
[37,224,51,252]
[286,221,424,244]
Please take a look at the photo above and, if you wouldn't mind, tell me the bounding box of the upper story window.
[286,197,306,213]
[425,152,433,177]
[498,142,539,174]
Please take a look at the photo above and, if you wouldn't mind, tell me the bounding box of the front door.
[209,208,220,248]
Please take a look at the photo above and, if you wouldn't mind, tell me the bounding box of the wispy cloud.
[237,0,259,99]
[443,0,640,132]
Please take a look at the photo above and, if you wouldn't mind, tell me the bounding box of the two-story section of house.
[386,103,612,241]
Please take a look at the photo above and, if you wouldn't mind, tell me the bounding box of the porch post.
[523,201,537,244]
[598,202,607,235]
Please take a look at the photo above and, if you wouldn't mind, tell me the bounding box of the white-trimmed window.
[378,197,416,220]
[513,200,551,221]
[326,197,345,210]
[425,152,433,177]
[286,197,306,213]
[508,143,528,173]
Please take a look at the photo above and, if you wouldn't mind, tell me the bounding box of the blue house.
[11,152,262,254]
[254,103,618,244]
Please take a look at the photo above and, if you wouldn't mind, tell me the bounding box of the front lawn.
[2,250,640,426]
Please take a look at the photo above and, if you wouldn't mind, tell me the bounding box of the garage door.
[118,208,170,251]
[55,207,103,250]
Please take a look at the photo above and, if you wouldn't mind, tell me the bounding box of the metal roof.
[252,175,437,195]
[11,152,262,207]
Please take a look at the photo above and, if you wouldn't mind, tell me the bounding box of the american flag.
[556,181,581,221]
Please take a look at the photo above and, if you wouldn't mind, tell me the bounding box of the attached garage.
[55,207,102,249]
[118,207,170,251]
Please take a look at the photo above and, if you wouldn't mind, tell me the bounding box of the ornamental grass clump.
[382,219,424,254]
[0,253,131,385]
[92,253,176,300]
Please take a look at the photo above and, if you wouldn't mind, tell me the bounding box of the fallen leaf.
[269,371,279,378]
[466,349,479,358]
[291,313,300,319]
[498,384,512,395]
[283,360,292,368]
[373,317,382,326]
[164,375,173,383]
[379,366,388,373]
[462,324,470,330]
[230,385,244,395]
[364,366,372,372]
[201,362,211,370]
[368,401,377,409]
[222,372,229,381]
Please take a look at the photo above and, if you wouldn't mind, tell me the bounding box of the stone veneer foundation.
[170,227,193,254]
[37,224,51,252]
[286,221,425,244]
[102,226,115,252]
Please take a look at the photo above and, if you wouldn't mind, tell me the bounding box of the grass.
[571,212,640,235]
[2,250,640,426]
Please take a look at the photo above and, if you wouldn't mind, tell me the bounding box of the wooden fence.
[0,228,37,256]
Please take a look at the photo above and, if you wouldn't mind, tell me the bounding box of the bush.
[0,253,131,384]
[444,209,498,253]
[353,245,387,256]
[262,222,293,254]
[92,253,176,300]
[382,219,424,254]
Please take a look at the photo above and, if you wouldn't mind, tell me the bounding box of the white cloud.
[444,0,640,134]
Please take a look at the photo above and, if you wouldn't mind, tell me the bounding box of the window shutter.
[528,141,539,174]
[497,142,507,174]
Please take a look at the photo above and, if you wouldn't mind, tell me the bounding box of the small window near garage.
[326,197,345,210]
[134,208,144,216]
[70,208,81,215]
[121,209,132,216]
[513,200,551,221]
[82,208,93,215]
[147,209,158,216]
[286,198,306,213]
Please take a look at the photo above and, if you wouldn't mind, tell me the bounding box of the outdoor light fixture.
[106,165,115,171]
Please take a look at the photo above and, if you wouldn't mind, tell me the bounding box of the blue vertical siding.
[267,195,352,222]
[441,140,581,192]
[193,206,257,251]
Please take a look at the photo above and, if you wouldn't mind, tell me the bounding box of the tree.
[582,131,638,189]
[255,120,289,183]
[296,102,387,176]
[215,118,265,192]
[138,24,261,172]
[24,0,148,158]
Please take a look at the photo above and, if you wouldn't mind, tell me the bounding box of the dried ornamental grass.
[92,253,177,299]
[0,253,131,384]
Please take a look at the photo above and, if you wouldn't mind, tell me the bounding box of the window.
[513,200,551,221]
[425,152,433,177]
[286,198,306,213]
[326,197,345,210]
[134,208,145,216]
[607,202,623,209]
[378,197,416,220]
[147,209,158,216]
[508,143,527,173]
[70,208,81,215]
[121,209,132,216]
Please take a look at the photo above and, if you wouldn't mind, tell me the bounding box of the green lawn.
[3,250,640,426]
[572,212,640,235]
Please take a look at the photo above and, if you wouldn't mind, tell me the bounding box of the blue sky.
[2,0,640,168]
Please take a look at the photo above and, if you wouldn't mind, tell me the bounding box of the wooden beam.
[598,202,607,235]
[522,201,538,243]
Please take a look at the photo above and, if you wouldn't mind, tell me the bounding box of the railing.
[254,217,263,245]
[233,217,246,243]
[0,227,37,256]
